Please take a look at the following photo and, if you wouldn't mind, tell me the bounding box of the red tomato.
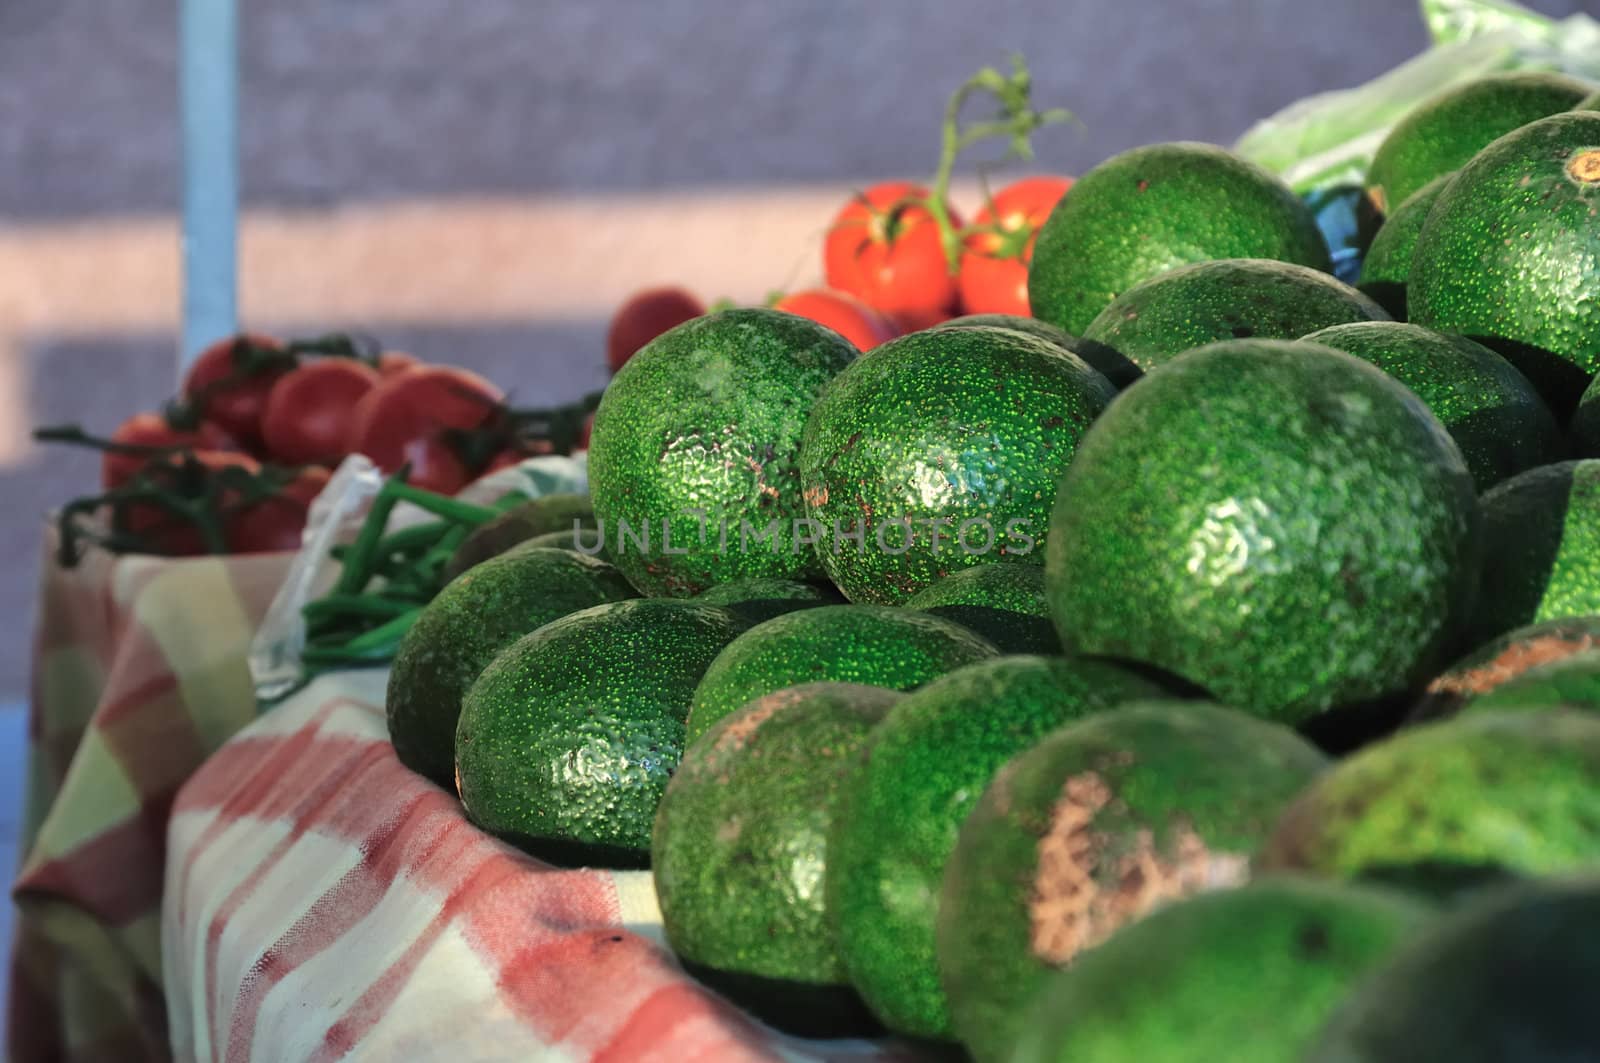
[113,449,261,557]
[957,176,1073,316]
[824,182,962,332]
[772,289,900,352]
[606,287,706,374]
[101,411,237,491]
[261,359,381,466]
[376,351,420,376]
[224,464,332,555]
[181,334,297,452]
[345,365,505,495]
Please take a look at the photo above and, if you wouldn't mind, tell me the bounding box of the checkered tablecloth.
[163,669,905,1063]
[10,534,295,1062]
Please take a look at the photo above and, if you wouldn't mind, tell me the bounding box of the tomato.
[376,351,420,376]
[224,464,332,555]
[345,365,505,496]
[606,287,705,374]
[181,334,298,452]
[771,288,900,352]
[261,359,381,466]
[113,449,261,557]
[823,182,962,332]
[101,411,237,491]
[957,175,1073,316]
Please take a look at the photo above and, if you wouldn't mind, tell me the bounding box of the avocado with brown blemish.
[1416,615,1600,721]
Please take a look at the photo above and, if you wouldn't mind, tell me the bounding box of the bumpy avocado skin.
[443,494,597,583]
[1308,874,1600,1063]
[938,701,1329,1062]
[930,314,1140,388]
[1302,321,1561,491]
[521,527,605,554]
[1408,112,1600,417]
[1028,141,1331,336]
[1462,652,1600,715]
[386,547,636,788]
[1469,460,1600,646]
[1365,71,1594,215]
[1259,709,1600,881]
[692,577,846,626]
[798,326,1115,605]
[904,563,1061,654]
[1045,338,1481,723]
[825,656,1166,1040]
[1079,258,1389,373]
[1420,615,1600,722]
[1570,373,1600,457]
[1356,173,1452,319]
[1579,91,1600,112]
[651,682,898,1036]
[454,599,746,866]
[685,605,998,746]
[586,308,857,597]
[1008,879,1427,1063]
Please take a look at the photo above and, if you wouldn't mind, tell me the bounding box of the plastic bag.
[247,452,589,701]
[1234,0,1600,196]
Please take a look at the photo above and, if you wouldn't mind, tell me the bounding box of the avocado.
[1418,615,1600,721]
[685,604,998,746]
[1580,90,1600,112]
[904,563,1061,655]
[454,598,746,867]
[651,682,898,1037]
[385,546,636,789]
[938,700,1328,1062]
[1461,651,1600,716]
[1356,173,1452,319]
[1045,338,1480,723]
[1007,878,1428,1063]
[1307,874,1600,1063]
[930,314,1140,388]
[798,325,1114,605]
[1259,708,1600,882]
[1408,111,1600,418]
[520,527,605,554]
[1467,460,1600,647]
[1569,373,1600,457]
[586,308,857,596]
[1364,72,1594,216]
[1078,258,1389,374]
[826,655,1167,1040]
[1029,141,1331,335]
[1301,321,1560,491]
[442,493,596,583]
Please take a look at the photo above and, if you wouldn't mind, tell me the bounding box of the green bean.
[340,608,422,653]
[372,519,452,559]
[302,594,416,623]
[381,483,500,526]
[332,481,405,595]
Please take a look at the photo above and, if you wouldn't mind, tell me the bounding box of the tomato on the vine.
[772,289,900,351]
[957,175,1073,316]
[607,287,705,374]
[824,182,961,332]
[113,449,261,557]
[101,410,237,491]
[376,351,420,376]
[261,359,381,466]
[345,365,505,496]
[181,334,298,452]
[224,464,332,555]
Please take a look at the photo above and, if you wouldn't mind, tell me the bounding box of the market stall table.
[162,669,907,1062]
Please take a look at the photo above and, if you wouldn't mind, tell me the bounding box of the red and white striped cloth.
[164,670,911,1062]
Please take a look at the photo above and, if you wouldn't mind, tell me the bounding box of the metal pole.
[179,0,240,377]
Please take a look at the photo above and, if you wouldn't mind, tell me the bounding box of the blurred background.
[0,0,1587,707]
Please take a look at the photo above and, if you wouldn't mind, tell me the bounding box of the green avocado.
[1364,72,1594,217]
[1258,708,1600,882]
[798,325,1114,604]
[1461,651,1600,716]
[1579,90,1600,112]
[442,493,596,583]
[1045,338,1480,723]
[1307,874,1600,1062]
[385,546,636,789]
[1468,460,1600,647]
[904,563,1061,655]
[938,701,1329,1062]
[1356,173,1452,319]
[693,577,845,626]
[1419,615,1600,721]
[586,308,857,596]
[825,655,1166,1040]
[454,598,746,867]
[1008,878,1429,1063]
[520,527,606,555]
[1301,321,1560,491]
[685,605,998,746]
[1570,374,1600,457]
[1028,141,1331,335]
[1078,258,1389,373]
[929,314,1140,388]
[651,682,898,1037]
[1408,111,1600,418]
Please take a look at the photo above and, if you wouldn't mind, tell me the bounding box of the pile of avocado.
[379,72,1600,1060]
